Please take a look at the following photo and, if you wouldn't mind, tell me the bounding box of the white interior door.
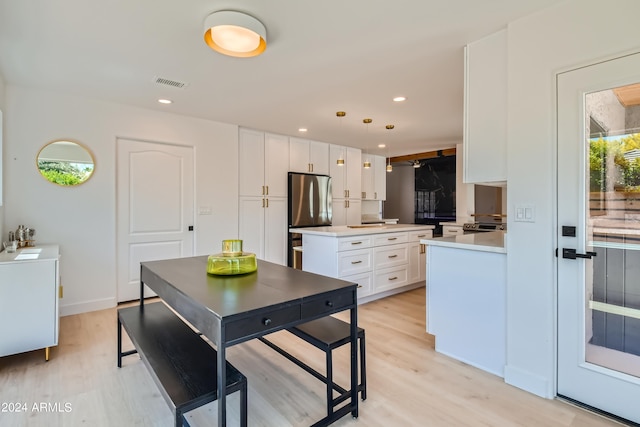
[116,138,194,302]
[557,52,640,423]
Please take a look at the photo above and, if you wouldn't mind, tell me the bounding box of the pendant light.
[336,111,346,165]
[385,124,394,172]
[363,118,372,169]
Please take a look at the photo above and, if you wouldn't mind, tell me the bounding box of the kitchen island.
[293,224,434,303]
[420,231,506,377]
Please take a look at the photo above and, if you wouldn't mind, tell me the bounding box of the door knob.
[562,248,597,259]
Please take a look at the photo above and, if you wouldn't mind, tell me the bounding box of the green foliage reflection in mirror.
[37,140,95,186]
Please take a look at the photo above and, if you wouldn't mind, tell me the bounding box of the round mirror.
[37,140,95,186]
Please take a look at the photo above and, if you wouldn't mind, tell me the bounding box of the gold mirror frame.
[37,140,95,186]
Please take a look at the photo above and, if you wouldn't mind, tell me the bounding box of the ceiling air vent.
[154,77,188,89]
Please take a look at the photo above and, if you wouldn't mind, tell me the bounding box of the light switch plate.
[514,204,535,222]
[198,206,212,215]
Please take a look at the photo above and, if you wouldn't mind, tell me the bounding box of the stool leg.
[326,348,334,417]
[359,331,367,401]
[240,379,248,427]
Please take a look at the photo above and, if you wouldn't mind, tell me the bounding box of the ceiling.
[0,0,562,157]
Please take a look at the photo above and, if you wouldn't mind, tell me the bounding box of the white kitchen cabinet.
[239,129,289,197]
[361,155,386,200]
[330,145,362,225]
[442,224,464,237]
[463,28,507,184]
[408,230,431,284]
[290,137,329,175]
[239,128,289,265]
[301,226,432,302]
[331,198,361,227]
[329,145,361,199]
[0,245,60,360]
[238,196,287,265]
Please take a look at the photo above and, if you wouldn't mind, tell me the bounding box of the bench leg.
[117,316,122,368]
[326,348,334,418]
[359,330,367,401]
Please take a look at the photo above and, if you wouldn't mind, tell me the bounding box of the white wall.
[505,0,640,397]
[4,85,239,315]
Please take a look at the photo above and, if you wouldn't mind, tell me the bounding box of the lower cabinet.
[239,196,287,265]
[302,228,432,301]
[0,245,60,360]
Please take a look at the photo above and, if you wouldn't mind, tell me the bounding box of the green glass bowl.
[207,252,257,275]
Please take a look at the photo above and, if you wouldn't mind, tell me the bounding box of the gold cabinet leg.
[45,347,50,361]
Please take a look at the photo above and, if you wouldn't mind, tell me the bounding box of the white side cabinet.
[408,230,431,284]
[0,245,60,360]
[442,224,464,237]
[463,29,507,184]
[239,129,289,265]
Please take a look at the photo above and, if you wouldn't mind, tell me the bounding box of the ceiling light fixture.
[203,11,267,58]
[158,99,172,104]
[363,118,372,169]
[393,96,407,102]
[298,128,308,132]
[386,124,394,172]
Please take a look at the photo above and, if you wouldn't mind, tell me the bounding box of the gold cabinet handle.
[388,276,398,281]
[351,241,362,245]
[262,199,265,208]
[420,244,426,254]
[265,198,269,208]
[375,192,377,199]
[388,237,397,241]
[418,234,426,238]
[265,185,269,196]
[362,192,366,198]
[351,260,362,264]
[388,254,398,258]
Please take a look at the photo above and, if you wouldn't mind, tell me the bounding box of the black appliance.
[287,172,332,267]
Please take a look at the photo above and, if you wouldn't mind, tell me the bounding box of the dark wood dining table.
[140,256,359,426]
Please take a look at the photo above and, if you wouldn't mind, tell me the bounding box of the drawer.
[373,232,408,246]
[442,225,463,236]
[342,271,373,298]
[226,305,300,342]
[409,230,432,241]
[338,248,372,276]
[374,266,408,292]
[338,236,373,251]
[374,244,408,269]
[301,290,354,318]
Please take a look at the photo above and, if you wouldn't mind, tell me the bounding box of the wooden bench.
[117,302,247,427]
[259,316,366,419]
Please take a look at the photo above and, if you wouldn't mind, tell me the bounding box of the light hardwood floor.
[0,287,624,427]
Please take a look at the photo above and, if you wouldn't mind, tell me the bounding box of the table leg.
[217,338,227,426]
[350,302,359,418]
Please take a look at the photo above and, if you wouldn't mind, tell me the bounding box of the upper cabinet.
[463,28,507,185]
[290,137,329,175]
[239,128,289,198]
[362,155,386,201]
[329,145,361,199]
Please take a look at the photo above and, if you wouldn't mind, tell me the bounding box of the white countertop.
[291,224,435,237]
[0,244,60,264]
[421,231,507,254]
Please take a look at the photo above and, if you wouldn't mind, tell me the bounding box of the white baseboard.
[504,364,554,399]
[60,297,116,317]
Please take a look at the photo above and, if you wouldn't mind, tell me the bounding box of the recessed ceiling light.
[378,144,386,148]
[298,128,308,132]
[158,99,172,104]
[393,96,406,102]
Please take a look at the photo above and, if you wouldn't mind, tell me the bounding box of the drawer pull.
[326,301,334,307]
[357,285,363,288]
[351,260,362,264]
[262,318,272,326]
[388,254,398,259]
[351,241,363,245]
[388,276,398,281]
[388,237,397,241]
[417,234,426,238]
